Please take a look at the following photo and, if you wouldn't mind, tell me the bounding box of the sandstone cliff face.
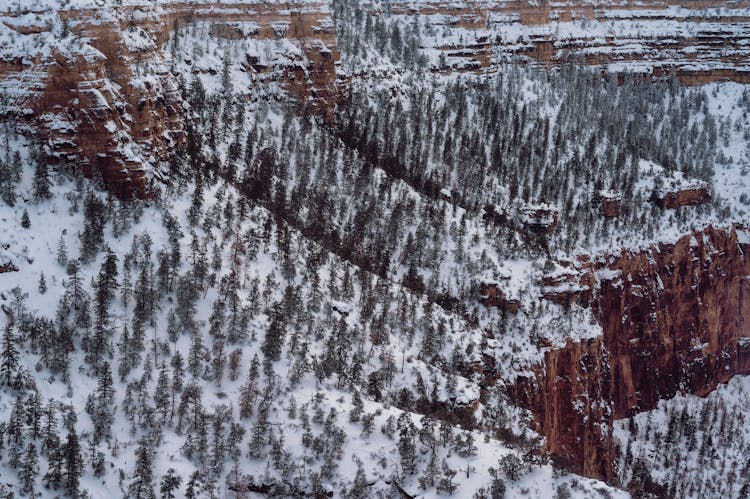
[479,282,521,313]
[658,185,712,209]
[390,0,750,83]
[1,2,340,198]
[515,225,750,480]
[597,225,750,417]
[515,337,614,479]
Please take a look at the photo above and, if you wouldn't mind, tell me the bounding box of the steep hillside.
[0,0,749,497]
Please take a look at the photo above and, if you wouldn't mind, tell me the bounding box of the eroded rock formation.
[1,2,340,198]
[657,185,712,209]
[515,337,614,479]
[390,0,750,83]
[597,225,750,415]
[515,225,750,480]
[479,281,520,313]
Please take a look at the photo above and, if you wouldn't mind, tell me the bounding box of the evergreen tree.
[32,156,52,200]
[21,208,30,228]
[397,413,417,475]
[85,362,115,443]
[436,459,458,495]
[62,428,82,497]
[56,234,68,266]
[154,362,171,420]
[19,442,39,494]
[0,323,20,388]
[129,438,156,499]
[348,461,369,499]
[159,468,182,499]
[261,303,286,363]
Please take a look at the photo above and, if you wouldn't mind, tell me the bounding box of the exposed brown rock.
[595,191,621,217]
[540,262,593,305]
[514,225,750,481]
[520,205,559,234]
[1,2,341,198]
[0,262,18,273]
[390,0,750,84]
[658,185,712,209]
[596,225,750,416]
[479,282,520,313]
[514,337,614,479]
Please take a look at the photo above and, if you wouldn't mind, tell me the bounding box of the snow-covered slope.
[0,0,749,497]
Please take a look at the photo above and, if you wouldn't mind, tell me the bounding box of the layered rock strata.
[514,225,750,480]
[0,2,340,197]
[389,0,750,83]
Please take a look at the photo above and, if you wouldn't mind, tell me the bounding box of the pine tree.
[0,323,20,388]
[7,396,26,467]
[129,438,156,499]
[397,413,417,475]
[159,468,182,499]
[32,156,52,200]
[349,390,364,423]
[38,271,47,294]
[436,459,458,495]
[62,428,82,497]
[19,442,39,494]
[188,329,204,378]
[184,471,203,499]
[262,303,286,363]
[85,362,115,443]
[420,450,440,490]
[57,234,68,266]
[26,391,43,440]
[348,461,369,499]
[170,352,184,421]
[239,354,260,418]
[44,441,63,489]
[0,156,18,206]
[21,208,30,228]
[154,362,171,421]
[41,402,59,457]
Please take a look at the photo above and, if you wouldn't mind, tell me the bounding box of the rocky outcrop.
[657,185,711,209]
[520,204,558,234]
[1,2,340,198]
[390,0,750,83]
[540,262,592,305]
[479,282,520,313]
[40,44,179,197]
[515,337,614,479]
[596,225,750,416]
[515,225,750,480]
[0,262,17,273]
[596,190,621,218]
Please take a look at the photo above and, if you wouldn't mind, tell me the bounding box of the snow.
[614,375,750,497]
[0,129,624,497]
[0,1,747,496]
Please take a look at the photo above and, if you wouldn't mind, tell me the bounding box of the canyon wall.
[515,225,750,480]
[597,225,750,417]
[0,2,340,198]
[390,0,750,83]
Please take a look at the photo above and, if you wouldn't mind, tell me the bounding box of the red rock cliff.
[1,2,340,198]
[390,0,750,83]
[597,225,750,417]
[515,225,750,481]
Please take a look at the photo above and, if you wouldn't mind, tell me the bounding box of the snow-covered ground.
[614,375,750,498]
[0,1,749,497]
